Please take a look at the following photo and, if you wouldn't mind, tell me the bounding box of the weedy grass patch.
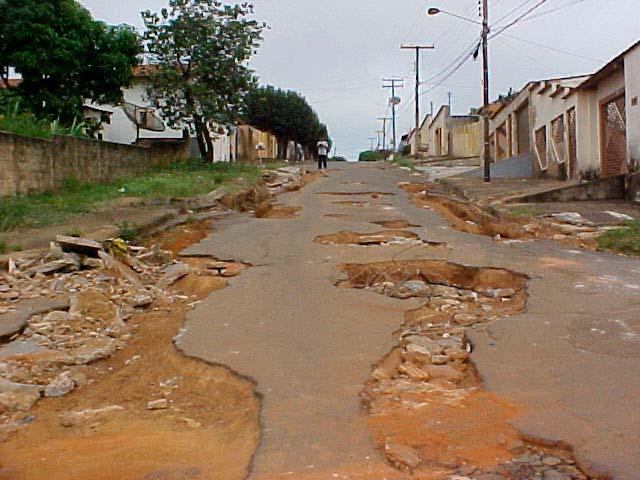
[0,161,261,232]
[597,221,640,256]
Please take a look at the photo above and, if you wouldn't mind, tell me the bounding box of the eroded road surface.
[177,163,640,480]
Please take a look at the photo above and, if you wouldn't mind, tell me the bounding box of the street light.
[428,4,491,182]
[427,8,482,25]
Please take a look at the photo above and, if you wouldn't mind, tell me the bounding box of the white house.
[84,65,236,163]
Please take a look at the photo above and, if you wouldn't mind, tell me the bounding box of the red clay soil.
[399,182,601,250]
[0,226,260,480]
[336,260,602,479]
[255,202,303,219]
[315,230,421,246]
[372,220,421,229]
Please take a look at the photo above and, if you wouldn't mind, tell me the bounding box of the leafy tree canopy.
[142,0,265,161]
[0,0,140,123]
[244,85,331,158]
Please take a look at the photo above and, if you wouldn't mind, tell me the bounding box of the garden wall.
[0,131,189,196]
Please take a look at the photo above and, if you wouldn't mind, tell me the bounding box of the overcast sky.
[80,0,639,160]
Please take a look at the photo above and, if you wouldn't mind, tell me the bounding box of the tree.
[142,1,265,161]
[0,0,139,123]
[244,86,331,159]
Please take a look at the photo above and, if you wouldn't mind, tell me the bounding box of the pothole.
[255,202,302,219]
[372,220,421,229]
[334,260,606,479]
[332,201,393,208]
[324,213,351,219]
[318,191,396,197]
[315,230,444,247]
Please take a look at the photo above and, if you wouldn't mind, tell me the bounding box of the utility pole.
[368,137,377,151]
[383,78,404,152]
[447,91,453,110]
[482,0,491,182]
[401,45,434,159]
[377,117,391,151]
[375,130,384,150]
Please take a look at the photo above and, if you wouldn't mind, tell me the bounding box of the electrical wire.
[490,0,552,39]
[493,0,539,25]
[499,32,603,63]
[517,0,590,23]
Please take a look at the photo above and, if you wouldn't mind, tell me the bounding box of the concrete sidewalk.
[438,174,640,226]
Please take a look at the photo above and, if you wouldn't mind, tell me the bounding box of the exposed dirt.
[143,220,211,254]
[325,213,351,219]
[332,201,393,208]
[318,191,396,197]
[255,202,302,219]
[399,182,602,250]
[372,220,421,229]
[315,230,422,246]
[335,260,606,479]
[0,223,261,480]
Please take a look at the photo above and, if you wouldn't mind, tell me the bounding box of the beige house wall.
[580,70,626,177]
[625,45,640,170]
[450,122,480,158]
[236,125,278,163]
[417,114,432,154]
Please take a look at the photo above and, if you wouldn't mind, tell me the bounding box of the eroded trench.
[399,183,599,250]
[334,260,608,480]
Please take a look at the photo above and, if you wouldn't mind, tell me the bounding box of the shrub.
[358,150,382,162]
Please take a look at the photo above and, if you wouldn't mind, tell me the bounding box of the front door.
[516,102,530,154]
[567,108,577,179]
[601,94,627,178]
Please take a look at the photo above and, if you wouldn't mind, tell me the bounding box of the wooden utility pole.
[383,78,404,151]
[375,130,384,150]
[482,0,491,182]
[368,137,377,151]
[401,44,434,159]
[377,116,391,151]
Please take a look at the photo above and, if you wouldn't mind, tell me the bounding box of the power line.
[499,32,603,63]
[517,0,590,23]
[490,0,552,39]
[493,0,539,25]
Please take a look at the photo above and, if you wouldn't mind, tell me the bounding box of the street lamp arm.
[427,8,482,25]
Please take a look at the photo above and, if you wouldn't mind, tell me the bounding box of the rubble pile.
[262,166,308,196]
[336,261,596,479]
[0,235,199,431]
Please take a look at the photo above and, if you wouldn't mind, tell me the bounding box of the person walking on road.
[317,139,329,173]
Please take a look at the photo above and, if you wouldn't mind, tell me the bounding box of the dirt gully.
[0,221,260,480]
[398,183,600,251]
[335,260,608,480]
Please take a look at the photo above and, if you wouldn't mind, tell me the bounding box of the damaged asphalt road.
[177,162,640,480]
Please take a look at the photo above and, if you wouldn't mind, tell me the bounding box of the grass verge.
[597,221,640,256]
[392,156,417,171]
[504,205,540,217]
[0,160,261,233]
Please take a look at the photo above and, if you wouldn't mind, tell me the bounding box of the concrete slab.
[0,296,70,339]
